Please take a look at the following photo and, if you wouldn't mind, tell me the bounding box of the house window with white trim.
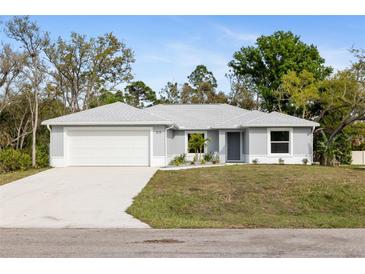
[270,130,290,154]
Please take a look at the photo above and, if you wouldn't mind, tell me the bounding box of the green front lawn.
[127,165,365,228]
[0,168,48,187]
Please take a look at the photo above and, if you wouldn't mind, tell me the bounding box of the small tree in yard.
[188,134,210,163]
[315,130,341,166]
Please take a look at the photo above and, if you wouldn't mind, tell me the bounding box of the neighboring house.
[42,102,319,167]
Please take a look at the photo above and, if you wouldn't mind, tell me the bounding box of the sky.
[1,16,364,93]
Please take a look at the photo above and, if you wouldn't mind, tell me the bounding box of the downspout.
[165,124,175,166]
[46,124,52,166]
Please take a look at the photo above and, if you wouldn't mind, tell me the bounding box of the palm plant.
[188,134,210,163]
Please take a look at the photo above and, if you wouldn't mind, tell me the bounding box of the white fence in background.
[352,151,365,165]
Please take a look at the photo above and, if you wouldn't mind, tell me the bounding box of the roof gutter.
[41,121,173,126]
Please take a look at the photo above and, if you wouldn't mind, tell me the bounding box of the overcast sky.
[1,16,364,93]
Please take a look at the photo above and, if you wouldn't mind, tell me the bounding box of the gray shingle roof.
[145,104,319,129]
[144,104,249,129]
[215,110,319,128]
[42,102,319,128]
[41,102,171,125]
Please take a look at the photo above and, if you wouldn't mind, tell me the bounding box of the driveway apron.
[0,167,156,228]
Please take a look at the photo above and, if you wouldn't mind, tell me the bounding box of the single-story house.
[42,102,319,167]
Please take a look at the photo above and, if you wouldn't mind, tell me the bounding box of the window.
[270,130,290,154]
[187,133,206,153]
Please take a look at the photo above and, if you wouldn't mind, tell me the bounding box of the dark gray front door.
[227,132,240,161]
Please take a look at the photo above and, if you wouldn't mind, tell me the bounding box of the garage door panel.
[66,129,150,166]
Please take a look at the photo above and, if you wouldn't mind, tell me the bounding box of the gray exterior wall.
[167,129,219,156]
[49,125,313,165]
[152,126,166,156]
[293,127,313,156]
[246,127,313,156]
[50,126,64,157]
[167,130,185,155]
[248,128,268,155]
[207,130,219,154]
[242,130,248,154]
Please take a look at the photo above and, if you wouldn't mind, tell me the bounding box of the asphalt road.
[1,228,365,258]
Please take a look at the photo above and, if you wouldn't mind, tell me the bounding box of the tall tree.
[124,81,156,108]
[183,65,226,104]
[159,81,180,104]
[5,16,47,167]
[0,91,32,150]
[188,64,217,88]
[88,89,124,108]
[227,73,257,110]
[317,70,365,142]
[0,45,26,114]
[44,32,135,112]
[228,31,332,111]
[280,70,319,118]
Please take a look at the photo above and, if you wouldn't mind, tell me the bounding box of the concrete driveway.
[0,167,157,228]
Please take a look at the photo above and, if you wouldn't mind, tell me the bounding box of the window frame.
[185,131,208,155]
[267,128,293,156]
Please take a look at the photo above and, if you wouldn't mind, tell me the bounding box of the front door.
[227,132,241,161]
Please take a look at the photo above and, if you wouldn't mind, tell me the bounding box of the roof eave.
[41,121,173,126]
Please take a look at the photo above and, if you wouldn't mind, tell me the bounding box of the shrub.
[353,142,365,151]
[192,154,198,164]
[36,144,49,168]
[252,158,259,164]
[278,158,285,165]
[169,153,186,166]
[200,158,206,165]
[203,153,213,162]
[0,148,32,172]
[302,158,309,165]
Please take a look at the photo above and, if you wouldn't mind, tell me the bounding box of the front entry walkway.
[0,167,157,228]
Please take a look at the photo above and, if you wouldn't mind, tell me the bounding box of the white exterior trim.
[151,156,166,167]
[267,128,293,157]
[42,121,172,126]
[50,156,66,167]
[248,154,311,165]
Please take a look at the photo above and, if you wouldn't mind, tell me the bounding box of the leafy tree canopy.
[124,81,156,108]
[188,64,217,88]
[228,31,333,111]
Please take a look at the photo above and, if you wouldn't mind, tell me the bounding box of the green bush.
[352,142,365,151]
[169,153,186,166]
[203,153,213,162]
[353,142,365,151]
[36,144,49,167]
[0,148,32,172]
[252,158,259,164]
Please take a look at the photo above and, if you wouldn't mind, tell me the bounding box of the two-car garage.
[64,128,151,166]
[44,102,171,167]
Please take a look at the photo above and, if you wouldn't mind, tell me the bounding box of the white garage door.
[66,128,150,166]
